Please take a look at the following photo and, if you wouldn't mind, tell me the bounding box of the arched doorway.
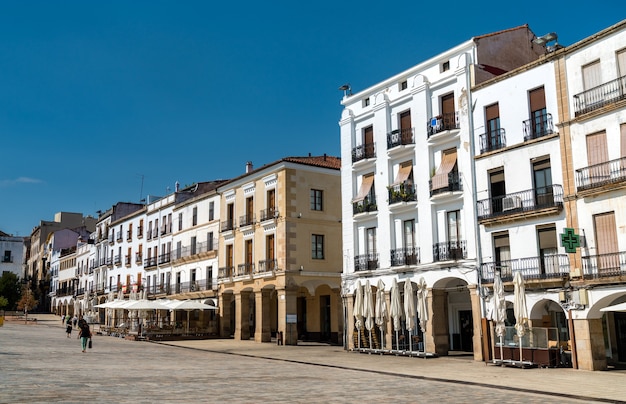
[431,277,475,355]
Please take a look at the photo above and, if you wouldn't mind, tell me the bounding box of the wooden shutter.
[594,212,619,274]
[363,125,373,145]
[441,93,455,115]
[431,148,457,190]
[582,61,602,90]
[586,131,609,184]
[400,110,411,131]
[529,87,546,112]
[621,124,626,158]
[618,49,626,77]
[485,103,499,121]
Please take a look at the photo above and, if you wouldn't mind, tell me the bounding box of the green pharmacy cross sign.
[560,228,581,253]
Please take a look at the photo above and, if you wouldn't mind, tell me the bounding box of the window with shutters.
[525,86,551,140]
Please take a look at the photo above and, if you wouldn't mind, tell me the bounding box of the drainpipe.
[568,308,578,369]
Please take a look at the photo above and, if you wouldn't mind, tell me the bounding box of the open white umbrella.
[600,302,626,312]
[416,277,429,352]
[374,279,387,350]
[404,280,416,352]
[165,299,218,334]
[492,272,506,363]
[363,280,375,349]
[352,281,364,349]
[513,271,528,362]
[389,278,403,350]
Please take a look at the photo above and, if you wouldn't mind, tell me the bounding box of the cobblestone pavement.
[0,315,624,403]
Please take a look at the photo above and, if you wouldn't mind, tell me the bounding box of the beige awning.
[392,164,413,186]
[431,149,457,190]
[353,175,374,202]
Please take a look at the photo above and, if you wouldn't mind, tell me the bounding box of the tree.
[0,296,8,309]
[0,272,21,310]
[17,284,37,314]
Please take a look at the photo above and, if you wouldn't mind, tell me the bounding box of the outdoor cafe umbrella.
[389,278,403,350]
[374,279,387,350]
[513,271,529,362]
[600,302,626,312]
[404,280,416,352]
[416,277,429,352]
[165,299,218,334]
[363,280,375,350]
[492,271,506,363]
[352,281,364,349]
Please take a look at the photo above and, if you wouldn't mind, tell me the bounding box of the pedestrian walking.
[77,321,92,353]
[72,315,78,328]
[66,317,73,338]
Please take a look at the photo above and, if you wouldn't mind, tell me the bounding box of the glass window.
[311,234,324,259]
[310,189,323,211]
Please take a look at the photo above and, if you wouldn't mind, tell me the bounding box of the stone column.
[332,288,343,346]
[573,318,607,371]
[277,288,298,345]
[345,292,354,350]
[234,291,251,340]
[219,292,232,338]
[467,285,485,361]
[429,288,449,355]
[255,289,271,342]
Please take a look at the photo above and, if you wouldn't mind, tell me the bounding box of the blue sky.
[0,1,621,237]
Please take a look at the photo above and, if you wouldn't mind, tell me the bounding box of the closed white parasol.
[404,280,416,352]
[374,279,387,350]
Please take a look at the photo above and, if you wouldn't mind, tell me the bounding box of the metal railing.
[387,128,415,149]
[575,157,626,191]
[352,142,376,163]
[260,208,279,221]
[236,263,254,276]
[427,112,459,137]
[523,112,553,141]
[573,74,626,116]
[114,255,121,265]
[480,254,570,283]
[354,253,379,271]
[135,253,142,264]
[390,247,420,266]
[388,183,416,204]
[239,214,255,227]
[479,128,506,154]
[144,257,157,268]
[257,259,278,273]
[218,266,234,279]
[432,240,467,262]
[429,171,462,196]
[353,197,377,214]
[581,251,626,279]
[476,185,564,220]
[176,239,218,259]
[158,252,171,264]
[220,219,235,232]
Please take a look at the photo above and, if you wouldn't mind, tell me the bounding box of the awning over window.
[392,163,413,186]
[431,149,457,191]
[352,175,374,203]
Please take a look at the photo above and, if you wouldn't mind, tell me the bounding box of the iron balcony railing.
[116,231,122,241]
[479,128,506,154]
[388,182,416,204]
[126,230,132,241]
[168,280,214,295]
[523,112,553,141]
[99,258,106,266]
[480,254,570,283]
[354,253,379,271]
[176,239,218,259]
[108,234,114,243]
[152,228,159,238]
[353,197,377,214]
[573,74,626,116]
[575,157,626,191]
[144,257,157,268]
[581,251,626,280]
[147,230,153,240]
[137,228,143,238]
[432,240,467,262]
[158,252,171,265]
[477,184,564,220]
[387,128,415,149]
[135,253,142,264]
[427,112,459,137]
[1,255,13,263]
[352,142,376,163]
[260,207,279,221]
[114,255,121,266]
[218,266,234,279]
[390,247,420,266]
[125,255,131,266]
[429,171,462,196]
[236,263,254,276]
[220,219,235,232]
[239,214,255,227]
[257,259,278,273]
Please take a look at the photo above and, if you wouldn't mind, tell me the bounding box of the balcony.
[352,142,376,163]
[260,208,279,221]
[126,230,132,241]
[479,129,506,154]
[429,172,462,196]
[108,234,114,244]
[427,112,459,138]
[480,254,570,283]
[152,229,159,239]
[354,253,379,271]
[353,197,377,215]
[523,112,553,141]
[2,255,13,263]
[236,263,254,276]
[135,253,143,264]
[257,259,278,273]
[432,240,466,262]
[116,231,122,242]
[137,228,143,238]
[125,255,131,266]
[144,257,157,268]
[218,266,234,279]
[388,183,416,204]
[239,214,255,228]
[575,157,626,192]
[390,247,420,266]
[158,252,171,265]
[387,128,415,149]
[177,239,218,259]
[477,185,564,222]
[581,251,626,280]
[220,219,235,232]
[573,74,626,116]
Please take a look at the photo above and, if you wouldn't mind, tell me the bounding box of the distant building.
[0,230,25,278]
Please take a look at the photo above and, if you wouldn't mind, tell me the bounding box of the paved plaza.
[0,315,624,403]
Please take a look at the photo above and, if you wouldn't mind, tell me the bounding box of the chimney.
[246,161,253,173]
[323,153,327,161]
[175,181,180,192]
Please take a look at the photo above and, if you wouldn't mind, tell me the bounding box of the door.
[320,295,331,342]
[266,234,275,270]
[399,110,412,143]
[616,313,626,362]
[403,220,417,265]
[533,159,553,207]
[441,93,455,129]
[490,170,506,213]
[447,210,462,259]
[459,310,473,352]
[363,126,374,158]
[485,103,501,151]
[529,87,547,138]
